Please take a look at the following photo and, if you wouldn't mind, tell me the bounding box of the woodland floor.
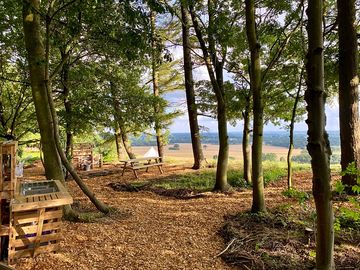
[13,162,360,270]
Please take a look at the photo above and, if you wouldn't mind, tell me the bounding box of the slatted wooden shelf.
[12,180,73,212]
[8,206,63,264]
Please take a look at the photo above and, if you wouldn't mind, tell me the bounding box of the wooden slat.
[0,262,15,270]
[132,163,164,170]
[34,208,45,250]
[12,222,61,236]
[10,243,59,259]
[12,233,60,248]
[14,210,62,225]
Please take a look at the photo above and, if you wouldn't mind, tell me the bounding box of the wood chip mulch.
[14,164,250,270]
[13,164,360,270]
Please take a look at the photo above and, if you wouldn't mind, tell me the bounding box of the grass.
[154,169,217,191]
[153,161,311,192]
[282,188,311,204]
[19,147,41,164]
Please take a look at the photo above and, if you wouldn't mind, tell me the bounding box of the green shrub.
[292,150,311,163]
[228,170,248,188]
[333,162,360,231]
[263,165,287,185]
[262,153,277,161]
[282,188,310,204]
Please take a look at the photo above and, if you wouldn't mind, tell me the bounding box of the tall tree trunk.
[150,11,164,159]
[120,127,136,159]
[245,0,266,213]
[242,97,252,185]
[214,99,229,191]
[114,124,122,161]
[287,68,304,189]
[189,1,230,191]
[181,3,205,170]
[22,0,63,181]
[305,0,335,268]
[60,50,73,159]
[110,82,136,160]
[23,0,109,215]
[338,0,360,190]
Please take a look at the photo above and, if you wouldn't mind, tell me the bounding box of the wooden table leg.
[133,169,139,179]
[121,162,127,176]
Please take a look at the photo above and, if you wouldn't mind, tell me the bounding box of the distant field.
[132,143,302,161]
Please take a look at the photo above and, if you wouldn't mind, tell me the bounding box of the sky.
[164,43,341,134]
[163,64,340,134]
[168,98,340,133]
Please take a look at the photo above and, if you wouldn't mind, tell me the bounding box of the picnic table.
[119,156,164,179]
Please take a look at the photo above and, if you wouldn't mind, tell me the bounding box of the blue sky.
[165,46,341,134]
[164,67,340,133]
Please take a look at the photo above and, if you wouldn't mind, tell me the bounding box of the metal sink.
[20,181,59,196]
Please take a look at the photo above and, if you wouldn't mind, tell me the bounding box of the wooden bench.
[119,157,164,179]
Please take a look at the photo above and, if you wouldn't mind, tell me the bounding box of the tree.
[338,0,360,191]
[150,10,164,158]
[22,0,109,215]
[287,67,305,189]
[188,0,236,192]
[305,0,335,268]
[245,0,265,212]
[104,64,157,160]
[22,0,64,182]
[180,2,205,169]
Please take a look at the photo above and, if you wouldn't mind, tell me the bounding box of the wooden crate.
[8,180,73,264]
[8,206,63,264]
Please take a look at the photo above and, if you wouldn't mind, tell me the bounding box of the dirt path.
[15,164,309,270]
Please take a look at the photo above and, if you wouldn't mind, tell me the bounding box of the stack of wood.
[72,143,102,170]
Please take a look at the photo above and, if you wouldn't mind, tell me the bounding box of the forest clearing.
[1,0,360,269]
[13,161,359,270]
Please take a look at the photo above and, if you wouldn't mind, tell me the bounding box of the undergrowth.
[282,188,311,204]
[153,161,309,191]
[220,206,360,270]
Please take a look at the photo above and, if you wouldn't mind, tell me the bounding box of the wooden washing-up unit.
[0,141,73,265]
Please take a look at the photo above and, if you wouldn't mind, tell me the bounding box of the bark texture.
[287,68,304,189]
[120,129,136,159]
[110,82,136,160]
[22,0,64,181]
[305,0,335,268]
[23,0,109,215]
[181,3,205,170]
[114,125,122,160]
[60,50,73,159]
[189,1,230,191]
[242,99,252,185]
[338,0,360,189]
[245,0,266,212]
[151,11,164,158]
